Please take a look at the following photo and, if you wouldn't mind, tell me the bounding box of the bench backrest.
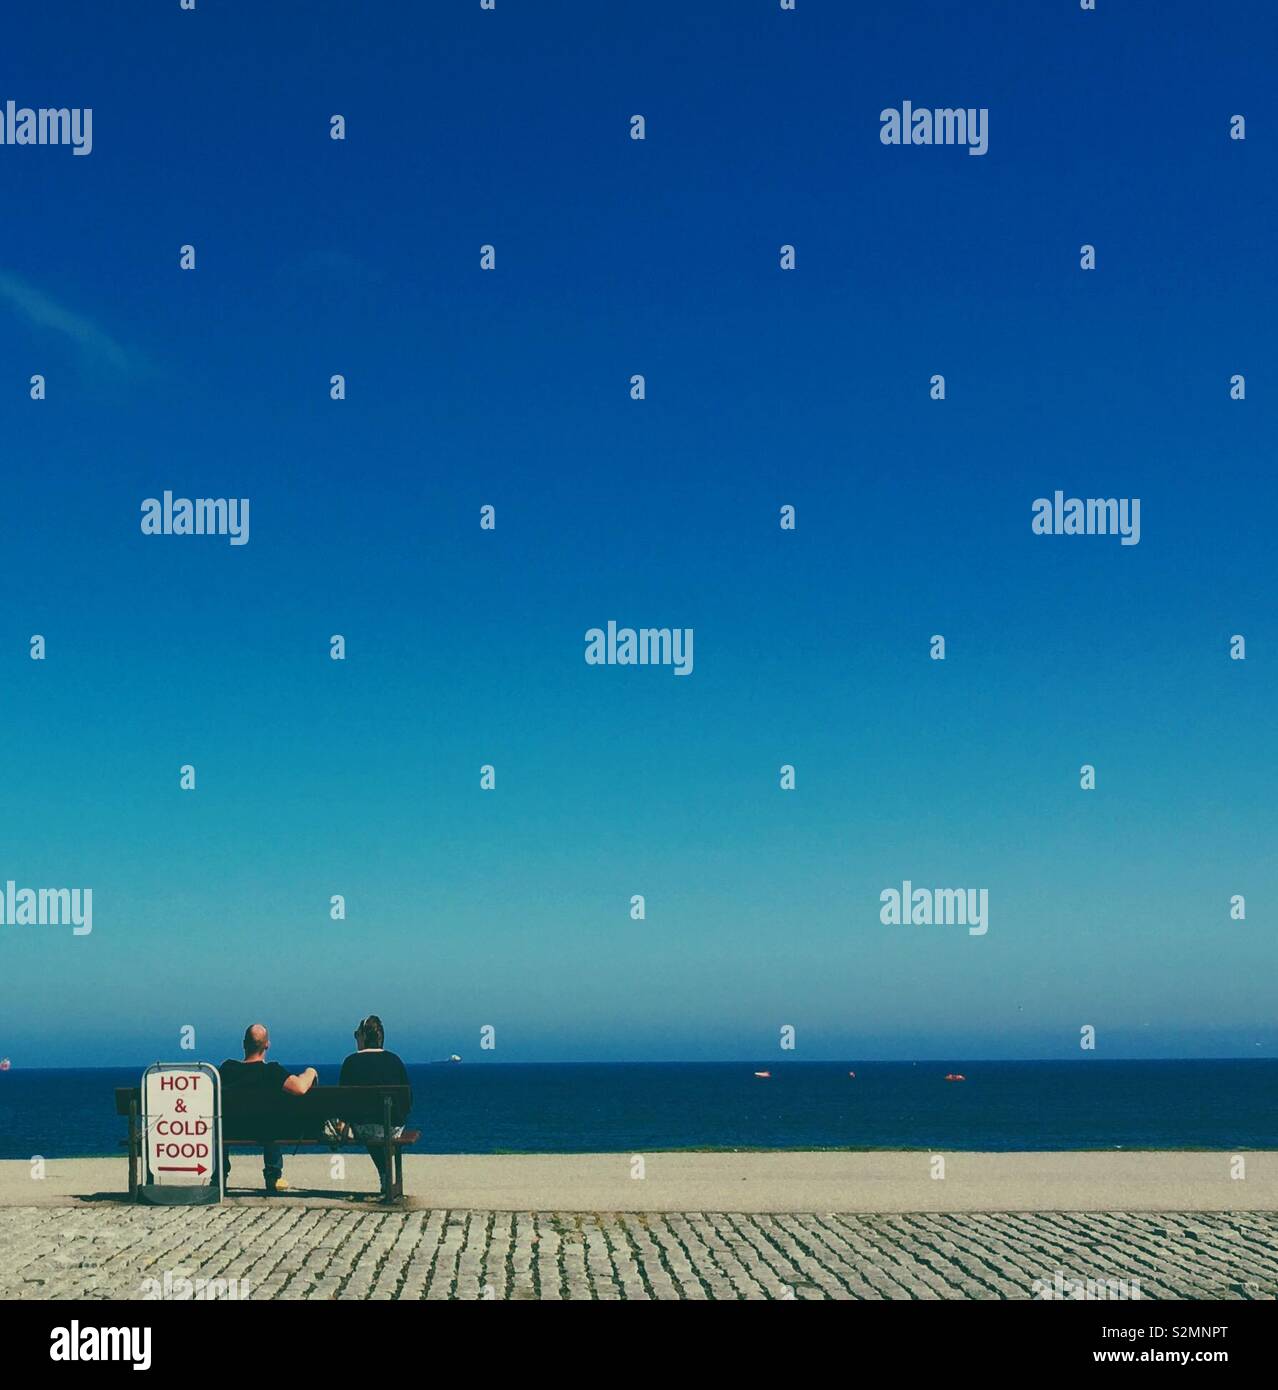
[114,1085,412,1141]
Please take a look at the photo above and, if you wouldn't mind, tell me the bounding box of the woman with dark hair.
[339,1015,412,1190]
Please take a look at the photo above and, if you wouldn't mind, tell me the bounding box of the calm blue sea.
[1,1060,1275,1158]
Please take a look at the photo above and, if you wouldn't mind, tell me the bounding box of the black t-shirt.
[339,1050,411,1124]
[220,1059,290,1094]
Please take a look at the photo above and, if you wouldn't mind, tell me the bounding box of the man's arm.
[282,1067,318,1096]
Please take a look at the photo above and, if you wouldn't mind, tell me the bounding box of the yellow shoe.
[266,1177,290,1194]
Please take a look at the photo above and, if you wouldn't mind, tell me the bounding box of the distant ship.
[0,1058,10,1071]
[430,1055,462,1064]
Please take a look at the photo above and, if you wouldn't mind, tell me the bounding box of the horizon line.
[4,1055,1276,1073]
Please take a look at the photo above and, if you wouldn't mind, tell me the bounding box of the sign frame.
[138,1061,223,1206]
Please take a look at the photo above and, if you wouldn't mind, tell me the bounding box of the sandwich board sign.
[139,1062,222,1205]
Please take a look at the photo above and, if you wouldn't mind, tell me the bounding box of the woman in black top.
[339,1015,412,1190]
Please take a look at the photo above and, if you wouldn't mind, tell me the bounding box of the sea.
[1,1060,1275,1159]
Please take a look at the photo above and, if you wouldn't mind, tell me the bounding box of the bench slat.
[114,1085,416,1143]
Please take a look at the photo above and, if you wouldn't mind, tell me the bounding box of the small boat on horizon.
[753,1070,771,1078]
[0,1057,10,1071]
[944,1073,966,1082]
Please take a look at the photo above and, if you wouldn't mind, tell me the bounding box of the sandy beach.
[2,1149,1276,1212]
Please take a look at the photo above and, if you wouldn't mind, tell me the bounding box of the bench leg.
[382,1096,396,1202]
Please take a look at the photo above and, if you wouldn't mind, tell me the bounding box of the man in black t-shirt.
[220,1023,318,1193]
[338,1015,411,1190]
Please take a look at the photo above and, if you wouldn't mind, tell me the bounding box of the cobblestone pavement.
[1,1207,1275,1300]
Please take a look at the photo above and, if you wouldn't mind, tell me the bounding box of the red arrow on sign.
[157,1164,208,1175]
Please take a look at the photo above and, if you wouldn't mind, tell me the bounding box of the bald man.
[220,1023,317,1193]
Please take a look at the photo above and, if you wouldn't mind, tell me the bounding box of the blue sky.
[2,1,1275,1066]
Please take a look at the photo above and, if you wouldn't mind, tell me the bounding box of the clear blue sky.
[1,1,1274,1066]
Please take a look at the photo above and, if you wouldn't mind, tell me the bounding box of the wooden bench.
[115,1084,420,1203]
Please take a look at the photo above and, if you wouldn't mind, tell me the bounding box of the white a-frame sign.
[139,1062,223,1205]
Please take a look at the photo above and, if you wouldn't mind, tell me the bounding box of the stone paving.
[1,1206,1276,1299]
